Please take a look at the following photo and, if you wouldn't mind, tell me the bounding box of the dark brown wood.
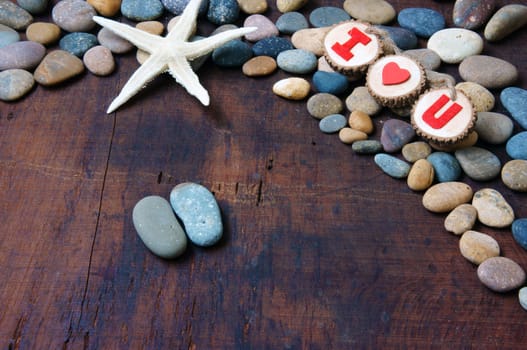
[1,0,527,348]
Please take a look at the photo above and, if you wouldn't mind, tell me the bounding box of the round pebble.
[136,21,164,35]
[376,25,418,50]
[348,110,373,134]
[290,27,331,56]
[309,6,350,28]
[352,140,383,154]
[312,71,349,95]
[501,87,527,130]
[344,0,396,25]
[252,36,294,58]
[26,22,61,46]
[276,0,307,13]
[0,23,20,48]
[484,4,527,42]
[52,0,96,32]
[520,287,527,310]
[17,0,48,15]
[161,0,208,15]
[427,152,462,183]
[0,40,46,71]
[83,45,115,76]
[319,114,347,134]
[237,0,267,14]
[444,203,478,235]
[121,0,164,21]
[272,77,310,100]
[427,28,483,64]
[276,49,317,74]
[59,32,98,58]
[212,39,253,67]
[243,14,278,42]
[207,0,240,25]
[422,182,473,213]
[132,195,187,259]
[474,112,513,145]
[402,142,431,163]
[407,159,434,191]
[512,219,527,250]
[397,8,445,38]
[0,69,34,101]
[170,182,223,247]
[374,153,411,179]
[502,160,527,192]
[459,55,518,89]
[345,86,382,116]
[472,188,514,228]
[0,1,33,30]
[242,55,277,76]
[97,27,134,54]
[453,0,495,30]
[477,257,526,293]
[33,50,85,86]
[455,147,501,181]
[307,93,343,119]
[276,12,308,35]
[455,82,495,113]
[403,49,441,70]
[460,230,500,265]
[339,128,368,144]
[380,119,416,153]
[87,0,122,17]
[506,132,527,160]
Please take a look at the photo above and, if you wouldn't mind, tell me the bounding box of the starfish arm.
[107,54,168,113]
[168,56,210,106]
[166,0,203,41]
[93,16,163,53]
[182,27,258,60]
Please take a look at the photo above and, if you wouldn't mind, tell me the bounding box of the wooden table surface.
[1,0,527,348]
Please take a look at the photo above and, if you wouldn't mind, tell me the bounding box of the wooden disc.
[366,55,426,108]
[323,21,382,75]
[411,88,476,144]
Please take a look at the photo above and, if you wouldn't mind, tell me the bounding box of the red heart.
[382,62,411,85]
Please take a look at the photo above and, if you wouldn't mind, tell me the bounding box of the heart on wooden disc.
[382,62,411,85]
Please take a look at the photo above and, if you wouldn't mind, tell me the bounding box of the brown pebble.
[87,0,122,17]
[429,131,478,152]
[477,256,526,292]
[407,159,434,191]
[238,0,268,14]
[422,182,473,213]
[34,50,84,86]
[242,56,277,77]
[26,22,61,46]
[83,45,115,76]
[136,21,164,35]
[401,141,431,163]
[348,110,373,134]
[444,203,477,235]
[307,93,343,119]
[338,128,368,144]
[459,230,500,265]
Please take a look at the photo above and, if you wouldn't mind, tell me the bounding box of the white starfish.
[93,0,256,113]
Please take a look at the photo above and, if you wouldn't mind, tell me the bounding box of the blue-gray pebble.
[59,32,98,57]
[207,0,239,25]
[0,24,20,48]
[513,219,527,250]
[121,0,164,21]
[161,0,208,15]
[397,8,445,38]
[319,114,347,133]
[501,87,527,130]
[276,12,308,35]
[454,146,501,181]
[506,131,527,160]
[309,6,350,27]
[427,152,462,182]
[0,1,33,30]
[313,71,349,95]
[16,0,48,14]
[374,153,411,179]
[252,37,294,58]
[376,25,418,50]
[276,49,317,74]
[352,140,384,154]
[170,182,223,247]
[212,39,252,67]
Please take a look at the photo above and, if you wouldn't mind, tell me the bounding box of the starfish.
[93,0,256,113]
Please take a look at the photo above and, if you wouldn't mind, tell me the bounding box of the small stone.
[207,0,239,25]
[0,1,33,30]
[309,6,350,28]
[212,39,252,67]
[52,0,96,32]
[374,153,411,179]
[403,49,441,70]
[397,8,445,38]
[170,182,223,247]
[291,27,331,56]
[501,87,527,130]
[97,27,134,54]
[484,4,527,42]
[132,195,187,259]
[272,77,310,100]
[0,69,34,101]
[352,140,383,154]
[407,159,434,191]
[376,25,418,50]
[243,14,278,42]
[455,82,495,113]
[312,71,349,95]
[0,23,20,48]
[339,128,368,144]
[344,0,396,25]
[426,70,456,90]
[472,188,514,228]
[136,21,164,35]
[83,45,115,76]
[237,0,267,14]
[455,146,501,181]
[87,0,122,17]
[33,50,84,86]
[26,22,61,46]
[474,112,513,144]
[380,119,415,153]
[319,114,347,134]
[422,182,473,213]
[453,0,495,30]
[0,41,45,71]
[427,28,483,64]
[242,55,277,76]
[520,287,527,310]
[460,230,500,265]
[502,160,527,192]
[252,36,293,58]
[506,132,527,160]
[345,86,382,116]
[17,0,49,15]
[348,110,373,134]
[444,203,478,235]
[307,93,343,119]
[427,152,462,183]
[429,131,479,152]
[459,55,518,89]
[317,56,336,73]
[276,0,307,13]
[276,12,308,35]
[121,0,164,21]
[59,32,98,58]
[161,0,208,15]
[276,49,317,74]
[402,141,431,163]
[477,257,526,293]
[512,219,527,250]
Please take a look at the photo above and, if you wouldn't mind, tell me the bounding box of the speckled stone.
[512,219,527,250]
[161,0,208,15]
[121,0,164,20]
[502,160,527,192]
[339,128,368,144]
[272,77,310,100]
[422,182,473,213]
[170,182,223,247]
[403,48,441,70]
[237,0,267,14]
[33,50,84,86]
[52,0,96,32]
[380,119,415,153]
[402,142,431,163]
[276,0,307,13]
[0,40,45,70]
[26,22,61,46]
[407,159,434,191]
[506,132,527,160]
[460,230,500,265]
[374,153,411,179]
[307,93,344,119]
[397,7,445,38]
[252,36,294,58]
[97,27,133,54]
[453,0,495,30]
[472,188,514,228]
[444,203,478,235]
[455,147,501,181]
[83,45,115,76]
[0,1,33,30]
[290,27,331,56]
[427,28,483,64]
[348,110,373,134]
[87,0,122,17]
[426,70,456,90]
[519,287,527,310]
[344,0,396,25]
[132,195,187,259]
[319,114,347,134]
[345,86,382,116]
[59,32,98,57]
[17,0,48,15]
[501,87,527,130]
[312,71,349,95]
[352,140,383,154]
[427,152,462,183]
[459,55,518,89]
[455,82,495,112]
[276,12,308,35]
[276,49,317,74]
[474,112,513,145]
[0,69,34,101]
[478,257,526,293]
[309,6,350,28]
[0,23,20,48]
[242,55,277,76]
[207,0,239,25]
[376,25,418,50]
[243,14,278,42]
[484,4,527,42]
[212,39,252,67]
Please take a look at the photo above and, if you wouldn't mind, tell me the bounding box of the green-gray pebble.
[319,114,347,133]
[307,93,343,119]
[455,146,501,181]
[0,23,20,48]
[0,0,33,30]
[374,153,411,179]
[352,140,383,154]
[0,68,34,101]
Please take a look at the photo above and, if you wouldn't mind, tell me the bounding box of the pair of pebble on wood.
[132,182,223,259]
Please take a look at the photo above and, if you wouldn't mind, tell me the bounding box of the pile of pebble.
[1,0,527,307]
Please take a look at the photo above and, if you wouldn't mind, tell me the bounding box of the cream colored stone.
[456,82,495,112]
[291,27,331,56]
[136,21,165,35]
[272,77,310,100]
[444,203,477,235]
[422,182,473,213]
[472,188,514,228]
[459,230,500,265]
[338,128,368,144]
[277,0,308,13]
[238,0,268,14]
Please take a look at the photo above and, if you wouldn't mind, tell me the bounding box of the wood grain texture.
[1,0,526,348]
